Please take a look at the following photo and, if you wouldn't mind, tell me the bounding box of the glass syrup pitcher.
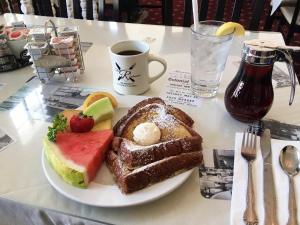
[224,39,298,123]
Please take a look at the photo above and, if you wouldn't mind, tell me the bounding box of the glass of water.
[191,21,234,98]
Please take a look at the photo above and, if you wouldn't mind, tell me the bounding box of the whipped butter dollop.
[133,122,161,146]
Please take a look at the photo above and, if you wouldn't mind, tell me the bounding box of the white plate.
[42,154,193,207]
[42,95,194,207]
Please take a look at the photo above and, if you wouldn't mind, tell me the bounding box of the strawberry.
[70,113,94,133]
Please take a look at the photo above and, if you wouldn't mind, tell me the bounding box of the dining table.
[0,13,299,225]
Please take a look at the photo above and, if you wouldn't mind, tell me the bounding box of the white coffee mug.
[109,40,167,95]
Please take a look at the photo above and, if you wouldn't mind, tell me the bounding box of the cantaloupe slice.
[60,109,81,131]
[91,119,112,131]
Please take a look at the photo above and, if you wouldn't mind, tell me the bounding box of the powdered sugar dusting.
[145,104,183,141]
[119,102,193,151]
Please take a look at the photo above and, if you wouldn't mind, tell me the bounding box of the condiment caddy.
[25,20,85,83]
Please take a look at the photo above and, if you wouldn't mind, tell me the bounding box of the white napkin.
[231,133,300,225]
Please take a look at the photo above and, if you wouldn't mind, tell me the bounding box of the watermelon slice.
[44,130,113,188]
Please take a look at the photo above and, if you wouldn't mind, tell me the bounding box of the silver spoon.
[280,145,300,225]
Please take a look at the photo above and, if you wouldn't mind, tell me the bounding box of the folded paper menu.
[231,133,300,225]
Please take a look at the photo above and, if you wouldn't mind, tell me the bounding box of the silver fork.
[241,127,258,225]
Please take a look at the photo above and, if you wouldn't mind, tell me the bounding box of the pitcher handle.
[287,61,296,105]
[148,54,167,83]
[277,49,296,105]
[285,51,296,105]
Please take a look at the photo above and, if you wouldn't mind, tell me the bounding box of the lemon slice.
[83,92,118,110]
[216,22,245,36]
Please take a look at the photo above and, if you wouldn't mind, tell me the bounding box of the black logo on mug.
[115,62,140,82]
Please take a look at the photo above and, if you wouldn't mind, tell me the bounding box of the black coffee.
[117,50,142,55]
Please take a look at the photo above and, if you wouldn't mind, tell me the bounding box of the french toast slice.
[114,97,194,136]
[112,98,202,168]
[106,149,203,194]
[112,135,202,168]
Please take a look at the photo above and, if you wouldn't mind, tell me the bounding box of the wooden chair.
[264,0,297,31]
[104,0,173,25]
[98,0,139,22]
[0,0,21,14]
[279,0,300,44]
[0,1,10,14]
[264,0,300,44]
[4,0,58,17]
[7,0,172,26]
[62,0,99,20]
[183,0,267,30]
[12,0,99,20]
[33,0,55,16]
[138,0,173,25]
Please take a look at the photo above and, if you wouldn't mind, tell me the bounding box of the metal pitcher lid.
[242,39,277,64]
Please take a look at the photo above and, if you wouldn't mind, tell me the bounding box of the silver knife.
[260,129,279,225]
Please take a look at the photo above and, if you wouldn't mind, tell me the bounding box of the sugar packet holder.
[45,20,84,76]
[25,19,85,83]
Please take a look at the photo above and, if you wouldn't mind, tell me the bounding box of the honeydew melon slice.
[83,97,114,123]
